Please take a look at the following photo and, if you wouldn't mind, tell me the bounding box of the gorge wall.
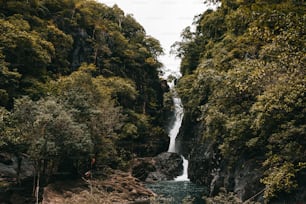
[175,0,306,203]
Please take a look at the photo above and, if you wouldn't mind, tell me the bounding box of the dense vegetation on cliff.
[174,0,305,201]
[0,0,169,189]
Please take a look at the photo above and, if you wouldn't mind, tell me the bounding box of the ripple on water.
[146,181,208,204]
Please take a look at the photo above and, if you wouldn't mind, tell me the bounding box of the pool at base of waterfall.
[146,181,208,204]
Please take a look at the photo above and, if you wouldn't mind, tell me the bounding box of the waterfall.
[167,95,183,153]
[175,156,189,181]
[166,76,189,181]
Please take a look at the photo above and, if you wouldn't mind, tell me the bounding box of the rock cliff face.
[70,28,93,70]
[175,112,199,158]
[176,116,266,202]
[177,116,306,203]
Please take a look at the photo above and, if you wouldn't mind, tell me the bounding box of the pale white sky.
[99,0,216,77]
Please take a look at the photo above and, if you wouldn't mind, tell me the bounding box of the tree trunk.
[35,170,40,204]
[32,169,36,196]
[142,101,146,115]
[16,155,22,185]
[32,161,41,204]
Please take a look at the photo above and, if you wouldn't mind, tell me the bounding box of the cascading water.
[167,89,183,153]
[175,156,189,181]
[166,77,189,181]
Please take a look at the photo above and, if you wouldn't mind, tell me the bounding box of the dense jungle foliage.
[174,0,305,201]
[0,0,168,183]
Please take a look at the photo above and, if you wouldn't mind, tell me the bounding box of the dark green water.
[146,181,208,204]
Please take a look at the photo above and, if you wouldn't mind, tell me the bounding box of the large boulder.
[152,152,183,180]
[0,153,35,204]
[132,152,183,182]
[0,153,34,181]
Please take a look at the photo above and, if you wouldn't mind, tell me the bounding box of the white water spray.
[165,73,189,181]
[175,156,189,181]
[167,96,183,153]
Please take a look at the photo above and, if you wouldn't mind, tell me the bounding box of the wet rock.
[154,152,183,180]
[175,112,201,158]
[188,140,217,187]
[132,152,183,182]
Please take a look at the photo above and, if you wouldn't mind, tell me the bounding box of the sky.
[99,0,217,78]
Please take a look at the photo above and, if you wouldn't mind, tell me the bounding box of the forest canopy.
[174,0,305,201]
[0,0,169,186]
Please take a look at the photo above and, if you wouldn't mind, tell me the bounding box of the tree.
[0,0,168,176]
[0,17,54,76]
[51,64,125,167]
[0,51,21,107]
[1,96,93,202]
[175,0,306,200]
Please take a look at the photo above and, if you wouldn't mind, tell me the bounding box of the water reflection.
[146,181,208,204]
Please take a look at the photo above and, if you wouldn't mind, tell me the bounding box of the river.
[147,181,208,204]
